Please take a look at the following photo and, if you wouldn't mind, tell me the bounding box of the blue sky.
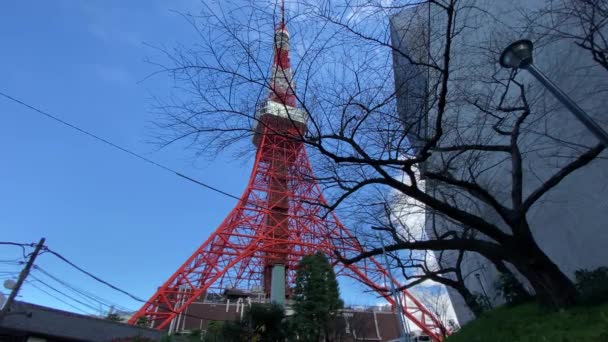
[0,0,254,314]
[0,0,386,314]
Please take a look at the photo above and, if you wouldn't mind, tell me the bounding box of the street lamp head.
[3,279,16,290]
[499,39,534,69]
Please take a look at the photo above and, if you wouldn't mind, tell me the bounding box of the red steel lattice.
[129,4,446,340]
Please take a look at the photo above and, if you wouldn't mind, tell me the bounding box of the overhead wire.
[0,258,25,263]
[2,241,140,316]
[0,241,35,259]
[26,280,92,315]
[0,260,24,266]
[41,247,146,303]
[1,240,216,323]
[33,265,134,313]
[1,241,145,306]
[34,266,111,307]
[29,274,103,314]
[0,91,241,201]
[0,247,26,279]
[0,242,34,247]
[33,249,215,323]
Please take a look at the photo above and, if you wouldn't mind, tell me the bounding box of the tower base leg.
[270,264,286,306]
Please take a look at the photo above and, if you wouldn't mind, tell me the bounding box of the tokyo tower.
[129,2,445,340]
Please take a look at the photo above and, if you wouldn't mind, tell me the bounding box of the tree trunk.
[509,239,578,308]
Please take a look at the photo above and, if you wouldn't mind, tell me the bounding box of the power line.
[34,265,134,312]
[35,248,213,322]
[0,91,241,201]
[0,241,37,259]
[1,241,145,305]
[34,266,111,308]
[0,258,25,263]
[5,241,215,324]
[42,247,146,303]
[0,260,23,265]
[6,242,216,323]
[34,256,210,322]
[26,280,91,315]
[29,274,103,314]
[0,242,34,247]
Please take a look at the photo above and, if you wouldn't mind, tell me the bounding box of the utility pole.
[0,238,45,321]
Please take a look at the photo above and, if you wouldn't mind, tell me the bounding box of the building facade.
[391,0,608,324]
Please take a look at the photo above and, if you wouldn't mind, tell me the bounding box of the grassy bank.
[445,302,608,342]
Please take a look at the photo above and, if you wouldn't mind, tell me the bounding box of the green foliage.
[292,252,343,342]
[163,330,204,342]
[469,293,491,315]
[445,302,608,342]
[246,303,289,341]
[575,267,608,305]
[202,321,231,342]
[202,304,288,342]
[494,273,533,306]
[135,316,150,327]
[188,329,203,339]
[106,312,123,322]
[202,320,245,342]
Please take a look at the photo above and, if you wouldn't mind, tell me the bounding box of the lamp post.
[474,273,492,310]
[499,39,608,147]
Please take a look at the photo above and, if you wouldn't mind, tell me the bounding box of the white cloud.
[407,285,460,330]
[390,167,427,241]
[387,167,460,330]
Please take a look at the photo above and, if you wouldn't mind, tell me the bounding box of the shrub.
[471,293,491,313]
[106,313,123,322]
[494,273,533,306]
[135,316,150,327]
[575,266,608,305]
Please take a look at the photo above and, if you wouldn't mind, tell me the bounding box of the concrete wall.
[391,0,608,324]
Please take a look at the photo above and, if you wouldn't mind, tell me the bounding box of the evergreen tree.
[293,252,343,342]
[203,303,287,342]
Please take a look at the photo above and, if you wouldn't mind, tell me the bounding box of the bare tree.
[149,0,607,310]
[375,200,529,317]
[412,280,462,334]
[526,0,608,71]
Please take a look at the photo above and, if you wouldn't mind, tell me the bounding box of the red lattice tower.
[129,4,445,340]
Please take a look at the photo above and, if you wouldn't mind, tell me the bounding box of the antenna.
[281,0,285,25]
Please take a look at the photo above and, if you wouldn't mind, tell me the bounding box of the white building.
[390,0,608,324]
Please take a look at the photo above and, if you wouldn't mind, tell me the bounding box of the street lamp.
[499,39,608,147]
[474,273,492,310]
